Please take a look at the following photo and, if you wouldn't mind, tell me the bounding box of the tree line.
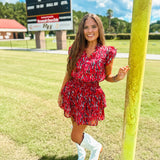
[0,2,159,34]
[72,10,131,34]
[0,2,26,28]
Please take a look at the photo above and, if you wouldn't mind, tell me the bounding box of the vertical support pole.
[56,30,67,50]
[35,31,46,49]
[121,0,152,159]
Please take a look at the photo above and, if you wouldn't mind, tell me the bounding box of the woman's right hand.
[58,93,62,107]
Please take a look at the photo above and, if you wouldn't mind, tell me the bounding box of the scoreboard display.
[26,0,73,31]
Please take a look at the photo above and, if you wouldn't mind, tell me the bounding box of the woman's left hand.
[117,66,130,81]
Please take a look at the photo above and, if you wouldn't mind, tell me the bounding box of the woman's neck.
[87,41,97,49]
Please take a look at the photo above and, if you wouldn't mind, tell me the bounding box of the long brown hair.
[67,13,105,78]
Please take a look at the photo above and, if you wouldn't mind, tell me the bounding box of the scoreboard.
[26,0,73,31]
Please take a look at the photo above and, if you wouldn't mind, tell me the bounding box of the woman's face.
[83,17,99,43]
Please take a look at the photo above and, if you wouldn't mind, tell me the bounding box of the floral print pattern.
[60,44,116,126]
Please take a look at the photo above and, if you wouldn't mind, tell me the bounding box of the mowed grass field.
[0,39,160,55]
[0,50,159,160]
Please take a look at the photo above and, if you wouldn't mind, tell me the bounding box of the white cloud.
[151,9,160,19]
[118,13,132,22]
[122,0,133,10]
[72,3,86,12]
[99,2,105,7]
[0,0,18,3]
[152,0,160,7]
[114,6,120,13]
[118,17,124,20]
[88,0,110,8]
[124,13,132,22]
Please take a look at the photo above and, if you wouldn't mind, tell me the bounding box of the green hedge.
[67,34,76,40]
[67,33,160,40]
[104,34,116,39]
[149,34,160,40]
[116,34,131,40]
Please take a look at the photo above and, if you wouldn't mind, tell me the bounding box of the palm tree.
[106,9,113,33]
[73,15,79,33]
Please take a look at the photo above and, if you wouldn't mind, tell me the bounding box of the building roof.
[0,19,27,32]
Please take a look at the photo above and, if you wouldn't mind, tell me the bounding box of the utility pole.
[121,0,152,159]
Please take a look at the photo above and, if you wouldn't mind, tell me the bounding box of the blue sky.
[0,0,159,23]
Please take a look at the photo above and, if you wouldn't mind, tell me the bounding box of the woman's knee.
[71,131,78,143]
[71,122,87,143]
[71,132,75,142]
[71,130,83,144]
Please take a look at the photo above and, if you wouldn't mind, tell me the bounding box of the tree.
[100,15,109,33]
[0,2,5,18]
[0,2,27,27]
[14,2,27,27]
[116,21,120,33]
[150,20,160,32]
[126,22,131,33]
[106,9,113,33]
[120,21,127,33]
[111,18,120,33]
[73,15,79,33]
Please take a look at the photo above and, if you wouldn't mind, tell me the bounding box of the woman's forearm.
[105,66,130,82]
[105,74,119,82]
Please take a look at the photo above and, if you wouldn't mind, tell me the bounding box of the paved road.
[0,47,160,60]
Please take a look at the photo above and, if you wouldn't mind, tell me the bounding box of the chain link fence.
[0,38,159,54]
[0,38,73,51]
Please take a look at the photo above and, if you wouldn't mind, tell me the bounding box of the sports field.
[0,50,159,160]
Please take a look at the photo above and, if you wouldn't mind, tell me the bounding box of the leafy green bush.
[104,34,116,39]
[67,33,160,40]
[67,34,75,40]
[116,34,130,40]
[149,34,160,40]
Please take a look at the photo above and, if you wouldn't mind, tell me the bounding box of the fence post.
[121,0,152,159]
[10,40,12,49]
[26,40,28,50]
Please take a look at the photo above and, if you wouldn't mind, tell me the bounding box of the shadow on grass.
[39,155,78,160]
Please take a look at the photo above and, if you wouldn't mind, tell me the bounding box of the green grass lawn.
[0,50,159,160]
[0,38,160,54]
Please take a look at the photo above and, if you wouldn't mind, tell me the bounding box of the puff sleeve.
[105,46,117,65]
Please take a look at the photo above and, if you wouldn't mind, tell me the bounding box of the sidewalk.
[0,47,160,60]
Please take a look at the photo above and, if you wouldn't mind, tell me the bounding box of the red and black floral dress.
[60,44,116,126]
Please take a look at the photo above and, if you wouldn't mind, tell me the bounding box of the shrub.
[104,34,116,39]
[149,34,160,40]
[116,33,131,40]
[67,34,75,40]
[67,33,160,40]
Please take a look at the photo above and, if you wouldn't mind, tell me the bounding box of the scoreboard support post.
[35,31,46,49]
[56,30,67,50]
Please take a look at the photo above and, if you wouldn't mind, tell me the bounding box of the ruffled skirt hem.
[60,79,107,126]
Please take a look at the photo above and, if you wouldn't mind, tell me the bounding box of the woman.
[58,13,129,160]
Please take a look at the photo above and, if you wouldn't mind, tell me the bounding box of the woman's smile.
[84,17,99,43]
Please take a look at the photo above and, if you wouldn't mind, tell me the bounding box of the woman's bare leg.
[71,118,102,160]
[71,117,87,144]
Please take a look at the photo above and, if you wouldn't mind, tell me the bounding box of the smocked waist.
[71,78,99,87]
